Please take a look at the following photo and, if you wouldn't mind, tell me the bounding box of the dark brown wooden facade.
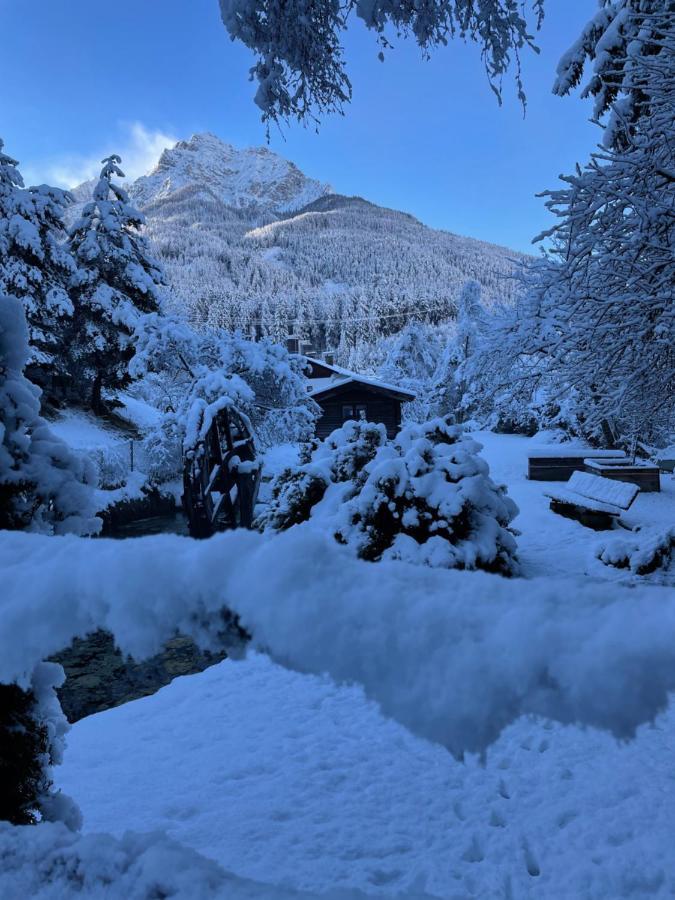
[304,357,415,440]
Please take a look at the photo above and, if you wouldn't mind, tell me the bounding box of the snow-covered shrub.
[258,420,387,531]
[317,420,388,483]
[262,469,330,532]
[0,295,100,535]
[88,444,129,490]
[6,528,675,758]
[337,419,519,574]
[595,527,675,578]
[0,662,77,829]
[0,684,50,825]
[261,418,518,574]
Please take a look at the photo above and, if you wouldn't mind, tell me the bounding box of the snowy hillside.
[70,134,527,347]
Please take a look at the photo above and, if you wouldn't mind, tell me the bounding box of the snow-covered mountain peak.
[130,132,332,213]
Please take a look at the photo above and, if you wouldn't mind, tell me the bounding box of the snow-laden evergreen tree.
[67,155,163,413]
[337,418,519,574]
[0,294,99,534]
[449,280,486,422]
[0,138,75,390]
[377,322,442,422]
[219,0,545,125]
[484,4,674,446]
[261,417,519,574]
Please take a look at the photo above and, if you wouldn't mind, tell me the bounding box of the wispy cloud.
[23,122,178,188]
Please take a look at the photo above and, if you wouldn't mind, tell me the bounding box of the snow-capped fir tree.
[0,138,76,391]
[67,155,163,413]
[378,322,442,422]
[0,294,99,534]
[449,280,486,422]
[501,5,675,445]
[261,417,519,574]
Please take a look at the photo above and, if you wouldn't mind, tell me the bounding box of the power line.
[196,296,459,328]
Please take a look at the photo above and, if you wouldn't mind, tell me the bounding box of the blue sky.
[2,0,598,252]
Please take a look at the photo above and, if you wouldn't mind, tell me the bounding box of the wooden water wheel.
[182,406,261,539]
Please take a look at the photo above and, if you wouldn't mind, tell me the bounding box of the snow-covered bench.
[545,471,640,530]
[527,448,626,482]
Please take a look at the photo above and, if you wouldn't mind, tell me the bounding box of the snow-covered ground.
[44,432,675,898]
[49,409,124,451]
[56,652,675,899]
[473,431,675,581]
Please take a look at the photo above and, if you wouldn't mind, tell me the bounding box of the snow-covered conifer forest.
[1,1,674,897]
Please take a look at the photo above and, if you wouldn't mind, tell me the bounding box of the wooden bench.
[545,471,640,530]
[527,448,626,482]
[584,458,660,492]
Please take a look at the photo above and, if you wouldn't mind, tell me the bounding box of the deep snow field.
[45,432,675,899]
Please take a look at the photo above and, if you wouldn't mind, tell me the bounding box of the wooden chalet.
[302,355,416,439]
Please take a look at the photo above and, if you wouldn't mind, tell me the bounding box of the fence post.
[129,440,135,473]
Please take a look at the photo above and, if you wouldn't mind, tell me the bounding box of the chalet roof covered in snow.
[302,356,417,401]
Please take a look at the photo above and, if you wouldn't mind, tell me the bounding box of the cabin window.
[342,403,368,422]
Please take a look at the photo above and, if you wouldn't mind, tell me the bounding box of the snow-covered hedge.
[595,527,675,577]
[262,418,518,574]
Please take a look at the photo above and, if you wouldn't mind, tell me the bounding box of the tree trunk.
[91,373,104,415]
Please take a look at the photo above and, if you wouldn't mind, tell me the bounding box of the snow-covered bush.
[0,295,99,535]
[5,528,675,759]
[131,313,317,479]
[595,527,675,578]
[0,663,77,830]
[262,469,330,532]
[337,419,519,574]
[88,445,130,490]
[0,683,50,825]
[258,420,387,531]
[261,418,518,574]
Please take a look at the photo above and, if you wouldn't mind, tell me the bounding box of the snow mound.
[0,820,413,899]
[3,528,675,757]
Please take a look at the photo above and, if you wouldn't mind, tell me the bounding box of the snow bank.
[57,653,675,900]
[2,529,675,756]
[0,821,406,899]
